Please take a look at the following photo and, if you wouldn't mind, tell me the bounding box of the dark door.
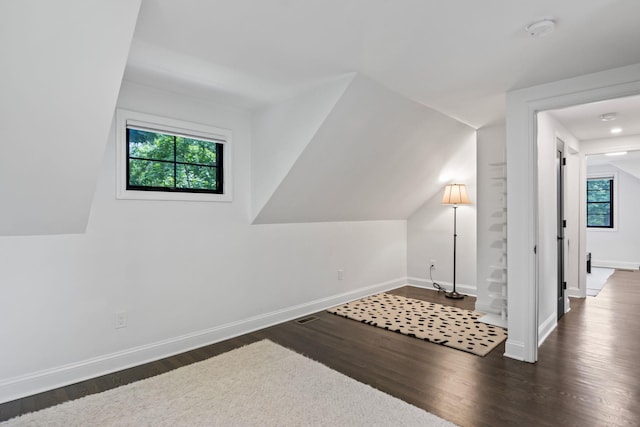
[556,138,565,320]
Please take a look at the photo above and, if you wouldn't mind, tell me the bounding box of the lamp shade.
[441,184,471,205]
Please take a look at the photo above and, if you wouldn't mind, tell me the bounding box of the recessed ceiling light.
[525,19,556,38]
[599,113,617,122]
[605,151,627,156]
[610,127,623,134]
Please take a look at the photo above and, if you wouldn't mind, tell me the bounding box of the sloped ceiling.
[588,150,640,180]
[252,74,475,224]
[251,74,355,220]
[613,158,640,180]
[0,0,141,236]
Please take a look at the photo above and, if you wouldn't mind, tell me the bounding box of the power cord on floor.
[430,264,446,293]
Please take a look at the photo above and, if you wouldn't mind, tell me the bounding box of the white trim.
[566,287,583,298]
[504,340,526,361]
[0,277,406,404]
[406,277,477,296]
[115,109,233,202]
[592,259,640,270]
[506,96,539,363]
[477,313,507,329]
[537,312,557,347]
[475,302,501,315]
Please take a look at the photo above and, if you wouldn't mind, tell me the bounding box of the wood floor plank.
[2,271,639,426]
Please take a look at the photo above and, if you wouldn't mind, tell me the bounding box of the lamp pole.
[446,204,464,299]
[441,183,470,299]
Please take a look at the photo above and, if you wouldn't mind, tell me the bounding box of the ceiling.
[587,150,640,179]
[588,150,640,166]
[125,0,640,129]
[547,94,640,141]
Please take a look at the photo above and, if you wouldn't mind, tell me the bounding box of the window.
[127,127,223,194]
[587,176,614,228]
[116,110,232,202]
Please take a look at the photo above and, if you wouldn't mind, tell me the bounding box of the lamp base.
[445,291,465,299]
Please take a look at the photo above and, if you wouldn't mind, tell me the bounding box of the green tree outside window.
[127,128,223,194]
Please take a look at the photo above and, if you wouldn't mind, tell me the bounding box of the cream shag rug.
[2,340,457,427]
[328,292,507,356]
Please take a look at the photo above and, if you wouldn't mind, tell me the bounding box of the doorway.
[505,64,640,363]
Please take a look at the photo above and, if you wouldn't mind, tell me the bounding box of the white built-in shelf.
[479,158,508,329]
[479,313,508,329]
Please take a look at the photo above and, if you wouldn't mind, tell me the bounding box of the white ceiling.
[126,0,640,129]
[588,150,640,166]
[0,0,141,236]
[587,150,640,180]
[548,95,640,141]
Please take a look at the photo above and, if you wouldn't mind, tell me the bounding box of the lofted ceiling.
[4,1,640,235]
[0,0,141,236]
[127,0,640,128]
[251,74,475,223]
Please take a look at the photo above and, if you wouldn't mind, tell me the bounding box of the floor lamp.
[441,183,471,299]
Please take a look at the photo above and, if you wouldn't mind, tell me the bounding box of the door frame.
[505,63,640,363]
[556,138,566,320]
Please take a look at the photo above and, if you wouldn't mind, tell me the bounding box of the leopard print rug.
[327,292,507,356]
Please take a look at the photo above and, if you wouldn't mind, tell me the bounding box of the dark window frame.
[126,127,224,195]
[586,177,614,228]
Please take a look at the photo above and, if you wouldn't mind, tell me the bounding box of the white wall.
[475,123,506,314]
[407,132,477,294]
[536,112,580,342]
[0,81,407,403]
[564,147,582,298]
[586,164,640,269]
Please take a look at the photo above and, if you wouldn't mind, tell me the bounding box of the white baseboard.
[592,259,640,270]
[406,277,477,297]
[478,313,507,328]
[504,339,526,361]
[537,312,557,347]
[0,277,407,404]
[566,287,584,298]
[474,302,501,315]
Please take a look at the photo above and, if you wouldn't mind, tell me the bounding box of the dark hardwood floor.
[2,270,639,426]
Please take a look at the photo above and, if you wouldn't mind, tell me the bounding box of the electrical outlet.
[430,259,437,269]
[115,311,127,329]
[337,269,344,280]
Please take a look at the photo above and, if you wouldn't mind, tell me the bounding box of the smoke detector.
[599,112,617,122]
[525,19,556,38]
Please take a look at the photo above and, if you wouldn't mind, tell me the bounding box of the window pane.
[587,189,611,202]
[587,203,610,216]
[176,137,219,166]
[128,129,175,162]
[176,164,219,191]
[587,215,608,227]
[128,159,174,188]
